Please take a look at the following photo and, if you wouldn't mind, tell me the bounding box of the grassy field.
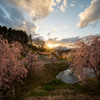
[13,62,100,100]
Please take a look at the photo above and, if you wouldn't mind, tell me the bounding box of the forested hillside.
[0,25,28,44]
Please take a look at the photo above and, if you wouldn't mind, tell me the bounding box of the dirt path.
[37,60,67,65]
[25,89,100,100]
[25,94,99,100]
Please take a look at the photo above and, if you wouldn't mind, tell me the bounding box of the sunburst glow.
[46,44,59,48]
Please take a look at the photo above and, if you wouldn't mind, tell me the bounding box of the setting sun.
[46,44,59,48]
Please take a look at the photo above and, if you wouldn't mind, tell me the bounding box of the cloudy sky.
[0,0,100,47]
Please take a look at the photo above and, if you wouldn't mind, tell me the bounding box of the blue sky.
[0,0,100,46]
[37,0,100,40]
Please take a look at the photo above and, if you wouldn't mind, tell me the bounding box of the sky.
[0,0,100,48]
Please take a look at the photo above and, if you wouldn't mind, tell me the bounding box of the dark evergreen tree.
[0,25,28,44]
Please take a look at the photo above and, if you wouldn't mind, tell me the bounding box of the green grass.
[14,62,100,100]
[30,91,50,96]
[42,62,68,80]
[41,80,67,91]
[15,78,100,100]
[72,78,100,96]
[14,62,68,99]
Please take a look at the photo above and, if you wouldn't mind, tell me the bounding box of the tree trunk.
[97,73,100,87]
[11,86,15,100]
[91,67,100,86]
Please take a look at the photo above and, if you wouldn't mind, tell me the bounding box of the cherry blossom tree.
[68,36,100,85]
[23,52,44,75]
[0,35,43,98]
[0,35,27,98]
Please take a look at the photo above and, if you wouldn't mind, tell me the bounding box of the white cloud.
[0,0,68,36]
[70,1,75,7]
[78,0,100,28]
[79,5,84,8]
[47,28,57,37]
[56,0,61,4]
[60,5,65,12]
[8,0,55,19]
[60,0,68,12]
[63,0,67,7]
[0,0,57,36]
[71,4,75,7]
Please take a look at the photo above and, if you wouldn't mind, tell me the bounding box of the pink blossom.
[67,36,100,85]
